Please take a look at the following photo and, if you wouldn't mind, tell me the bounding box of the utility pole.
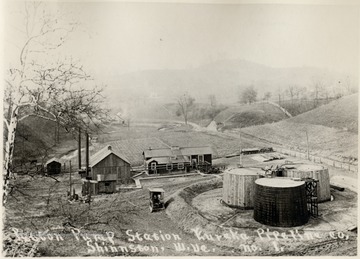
[306,129,310,160]
[239,128,243,168]
[69,160,72,195]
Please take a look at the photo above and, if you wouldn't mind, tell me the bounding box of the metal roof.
[90,145,131,167]
[45,157,61,165]
[145,155,190,165]
[146,157,170,165]
[149,188,165,193]
[143,148,173,158]
[143,146,214,159]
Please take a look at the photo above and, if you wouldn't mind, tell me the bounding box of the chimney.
[108,145,112,151]
[78,128,81,169]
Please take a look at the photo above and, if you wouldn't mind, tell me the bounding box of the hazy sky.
[4,1,360,82]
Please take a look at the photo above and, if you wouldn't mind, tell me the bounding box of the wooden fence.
[273,147,358,173]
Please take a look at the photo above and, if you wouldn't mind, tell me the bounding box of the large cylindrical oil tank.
[222,168,261,209]
[254,178,309,227]
[283,164,330,202]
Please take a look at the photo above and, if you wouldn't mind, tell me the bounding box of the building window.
[166,163,173,170]
[150,163,157,170]
[105,182,111,187]
[178,163,184,170]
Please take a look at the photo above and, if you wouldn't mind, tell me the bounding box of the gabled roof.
[143,148,173,158]
[145,155,190,165]
[149,187,165,193]
[45,157,61,165]
[90,145,130,167]
[146,157,170,165]
[143,146,214,159]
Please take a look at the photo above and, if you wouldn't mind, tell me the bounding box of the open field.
[240,121,358,163]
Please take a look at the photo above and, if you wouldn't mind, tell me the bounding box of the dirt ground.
[5,173,239,256]
[5,151,357,256]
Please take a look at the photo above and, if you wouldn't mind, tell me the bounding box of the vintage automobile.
[149,187,165,213]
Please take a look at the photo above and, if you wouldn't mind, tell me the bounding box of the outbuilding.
[83,145,132,195]
[45,158,61,175]
[143,146,214,174]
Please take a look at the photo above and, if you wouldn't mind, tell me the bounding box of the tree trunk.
[3,105,20,205]
[56,119,60,144]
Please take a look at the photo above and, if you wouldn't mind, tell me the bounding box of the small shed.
[45,158,61,175]
[82,145,132,195]
[90,145,132,184]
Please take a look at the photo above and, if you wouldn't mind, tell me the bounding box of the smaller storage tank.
[283,164,330,202]
[254,178,309,227]
[222,168,261,209]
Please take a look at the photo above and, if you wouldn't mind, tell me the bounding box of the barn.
[83,145,132,195]
[143,146,214,174]
[45,158,61,175]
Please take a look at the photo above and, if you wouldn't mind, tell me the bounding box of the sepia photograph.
[2,0,359,256]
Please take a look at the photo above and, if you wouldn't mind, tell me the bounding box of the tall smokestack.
[86,132,89,177]
[78,128,81,169]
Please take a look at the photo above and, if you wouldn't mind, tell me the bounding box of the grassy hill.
[126,102,227,127]
[12,117,79,168]
[288,93,358,133]
[241,94,358,162]
[214,102,289,130]
[278,98,336,117]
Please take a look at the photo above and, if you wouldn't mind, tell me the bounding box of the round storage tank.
[283,164,330,202]
[254,178,309,227]
[222,168,261,209]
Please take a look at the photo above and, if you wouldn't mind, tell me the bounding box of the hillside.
[241,95,358,162]
[278,98,336,117]
[12,117,80,168]
[288,94,358,133]
[119,102,227,127]
[105,59,351,106]
[214,102,289,129]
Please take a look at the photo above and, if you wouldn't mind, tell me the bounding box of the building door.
[198,155,204,164]
[150,162,157,174]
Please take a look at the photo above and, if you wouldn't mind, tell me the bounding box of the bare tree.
[286,85,297,102]
[343,76,358,95]
[209,94,217,108]
[176,93,195,125]
[240,85,257,104]
[263,92,271,101]
[311,77,326,105]
[3,2,108,205]
[208,94,218,120]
